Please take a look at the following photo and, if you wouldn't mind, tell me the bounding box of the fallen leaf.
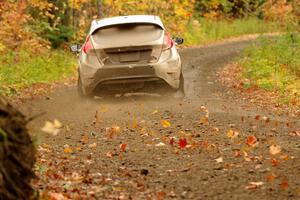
[106,126,121,138]
[266,173,276,182]
[269,145,282,155]
[255,115,260,120]
[200,116,209,125]
[80,135,89,144]
[152,110,159,115]
[255,164,262,169]
[213,127,220,132]
[233,150,242,157]
[92,110,100,125]
[63,147,73,153]
[215,157,223,163]
[71,172,84,182]
[140,127,148,135]
[53,119,62,127]
[161,120,171,128]
[179,138,187,148]
[112,126,121,133]
[271,158,279,167]
[251,125,257,131]
[156,142,166,147]
[243,151,251,162]
[280,154,289,161]
[227,129,239,138]
[170,138,175,146]
[247,135,258,147]
[289,130,300,137]
[200,105,209,114]
[250,181,264,186]
[106,151,114,158]
[120,143,127,152]
[89,143,97,148]
[245,181,264,190]
[280,180,289,189]
[262,116,270,123]
[41,119,62,136]
[49,192,69,200]
[161,136,167,144]
[156,191,166,200]
[65,125,71,132]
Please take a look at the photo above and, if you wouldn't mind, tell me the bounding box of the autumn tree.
[194,0,265,19]
[102,0,194,35]
[0,0,44,50]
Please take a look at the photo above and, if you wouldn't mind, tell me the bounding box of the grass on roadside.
[184,17,286,45]
[0,49,77,96]
[239,33,300,104]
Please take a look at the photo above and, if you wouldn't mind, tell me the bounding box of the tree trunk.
[97,0,103,18]
[0,96,36,200]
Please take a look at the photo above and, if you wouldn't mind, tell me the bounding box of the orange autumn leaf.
[161,136,167,144]
[247,135,258,146]
[280,154,289,161]
[271,158,279,167]
[266,173,276,182]
[120,143,127,152]
[63,147,73,153]
[156,191,166,200]
[280,180,289,189]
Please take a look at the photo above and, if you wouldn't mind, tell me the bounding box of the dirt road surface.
[20,40,300,200]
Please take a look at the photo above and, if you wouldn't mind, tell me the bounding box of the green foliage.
[0,49,77,96]
[45,24,75,48]
[239,33,300,100]
[194,0,266,19]
[28,0,77,48]
[184,17,283,45]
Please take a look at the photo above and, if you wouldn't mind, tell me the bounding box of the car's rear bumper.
[79,49,182,95]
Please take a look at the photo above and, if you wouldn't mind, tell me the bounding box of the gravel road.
[21,40,300,200]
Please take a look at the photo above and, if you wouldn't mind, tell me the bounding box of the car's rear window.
[92,23,163,47]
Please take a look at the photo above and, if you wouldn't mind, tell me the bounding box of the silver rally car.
[71,15,184,97]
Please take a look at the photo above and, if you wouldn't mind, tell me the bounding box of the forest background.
[0,0,299,98]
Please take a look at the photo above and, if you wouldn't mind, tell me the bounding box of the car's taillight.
[83,36,93,54]
[163,33,174,51]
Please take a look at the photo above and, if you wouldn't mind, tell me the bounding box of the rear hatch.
[90,23,164,66]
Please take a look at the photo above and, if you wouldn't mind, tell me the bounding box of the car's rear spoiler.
[89,15,165,35]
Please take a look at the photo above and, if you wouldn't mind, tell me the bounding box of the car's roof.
[90,15,165,34]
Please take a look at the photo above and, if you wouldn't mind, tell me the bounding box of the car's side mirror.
[173,37,184,45]
[70,44,82,53]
